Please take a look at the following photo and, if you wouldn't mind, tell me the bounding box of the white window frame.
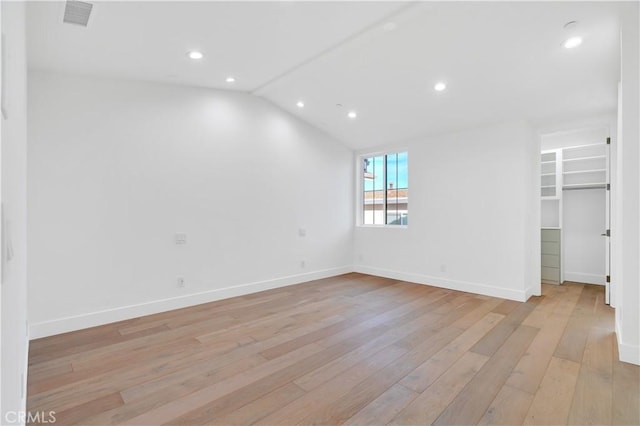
[356,150,408,228]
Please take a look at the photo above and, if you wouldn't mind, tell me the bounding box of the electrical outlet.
[300,260,306,268]
[175,233,187,244]
[298,228,306,237]
[177,277,185,287]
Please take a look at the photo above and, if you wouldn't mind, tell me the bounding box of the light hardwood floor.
[27,273,640,425]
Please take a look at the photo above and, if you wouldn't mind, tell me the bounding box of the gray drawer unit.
[542,254,560,268]
[541,228,561,284]
[542,266,560,283]
[541,241,560,255]
[541,229,560,242]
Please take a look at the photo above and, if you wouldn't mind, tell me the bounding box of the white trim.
[22,338,29,416]
[353,265,528,302]
[29,266,353,339]
[363,197,408,205]
[357,225,408,230]
[616,321,640,366]
[564,271,605,286]
[525,286,540,299]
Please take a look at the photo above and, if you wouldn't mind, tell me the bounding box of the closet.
[540,127,610,302]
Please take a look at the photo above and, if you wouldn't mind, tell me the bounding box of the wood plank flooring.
[27,273,640,425]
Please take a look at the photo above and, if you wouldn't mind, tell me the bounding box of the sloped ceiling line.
[251,2,417,95]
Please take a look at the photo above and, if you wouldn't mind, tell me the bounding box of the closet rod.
[562,185,607,191]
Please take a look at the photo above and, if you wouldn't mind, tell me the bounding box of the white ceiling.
[27,1,625,149]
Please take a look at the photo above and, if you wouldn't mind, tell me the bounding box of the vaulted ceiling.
[27,1,624,149]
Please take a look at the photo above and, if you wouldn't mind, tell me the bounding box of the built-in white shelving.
[540,150,560,199]
[561,144,607,190]
[563,169,606,175]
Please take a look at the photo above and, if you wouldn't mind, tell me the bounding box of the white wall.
[614,4,639,365]
[1,1,29,423]
[523,125,541,298]
[27,71,353,338]
[541,126,611,151]
[354,121,540,302]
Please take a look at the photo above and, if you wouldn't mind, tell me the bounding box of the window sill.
[357,224,408,229]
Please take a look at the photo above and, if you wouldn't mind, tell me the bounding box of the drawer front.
[542,254,560,268]
[542,241,560,255]
[541,229,561,242]
[542,266,560,283]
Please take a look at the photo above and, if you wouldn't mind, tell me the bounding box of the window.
[362,151,408,226]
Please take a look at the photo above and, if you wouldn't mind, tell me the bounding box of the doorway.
[540,126,611,303]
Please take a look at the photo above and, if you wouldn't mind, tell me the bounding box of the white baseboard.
[564,271,605,286]
[618,342,639,365]
[353,265,528,302]
[525,286,540,299]
[616,321,640,366]
[29,265,353,339]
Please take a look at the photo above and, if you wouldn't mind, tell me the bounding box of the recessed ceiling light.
[187,51,203,60]
[348,111,357,119]
[296,101,305,108]
[563,36,583,49]
[434,82,447,91]
[226,77,236,83]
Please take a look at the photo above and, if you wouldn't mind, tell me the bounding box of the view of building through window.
[362,152,408,225]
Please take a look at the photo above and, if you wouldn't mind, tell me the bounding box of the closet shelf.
[562,169,606,175]
[563,155,606,162]
[562,183,607,190]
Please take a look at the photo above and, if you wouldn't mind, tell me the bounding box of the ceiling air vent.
[63,0,93,27]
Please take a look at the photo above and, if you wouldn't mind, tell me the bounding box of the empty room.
[1,0,639,425]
